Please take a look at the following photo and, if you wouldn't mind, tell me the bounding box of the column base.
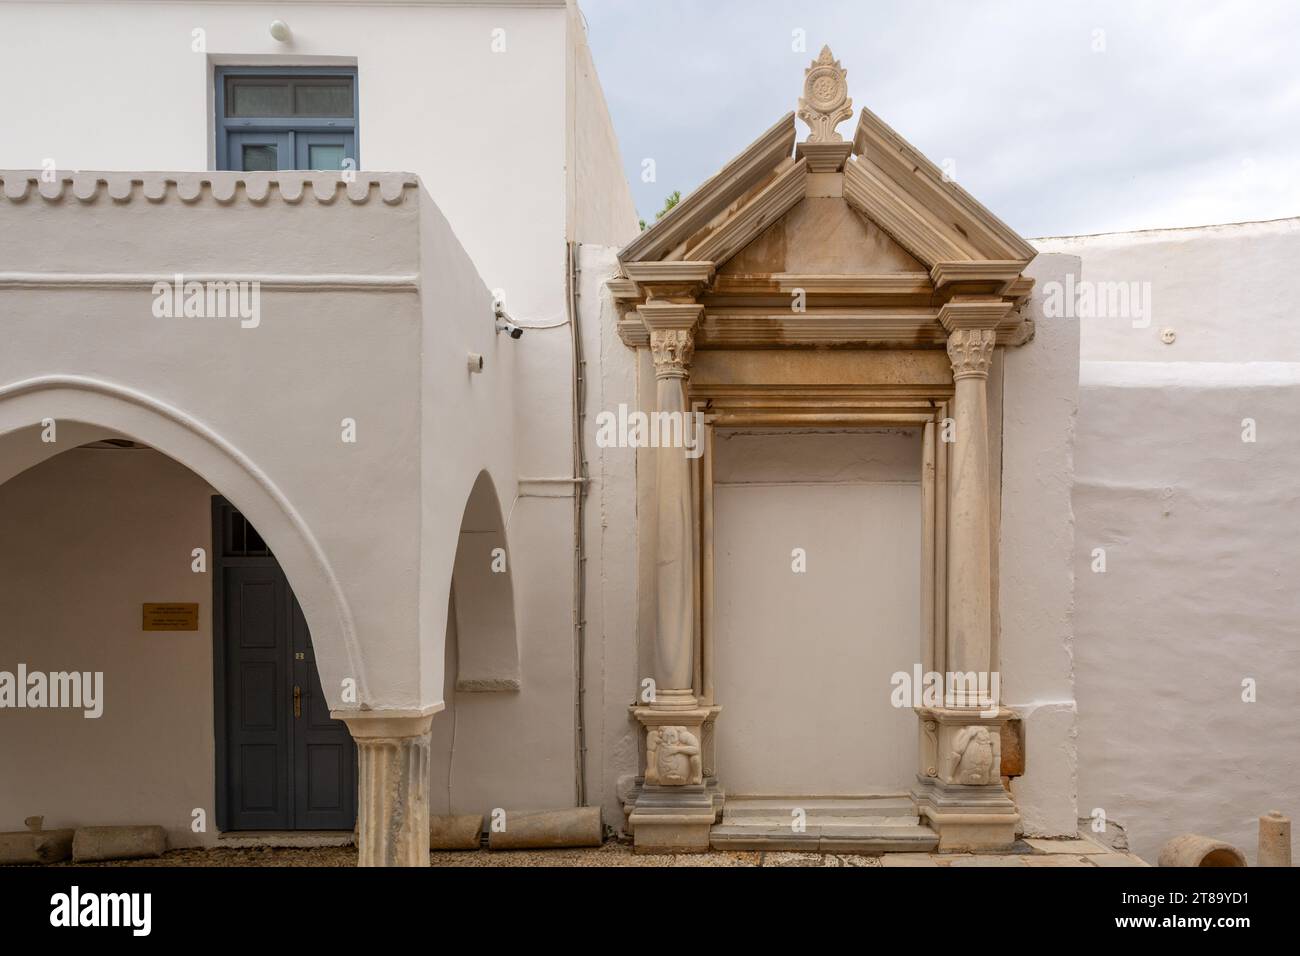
[627,703,723,852]
[913,776,1019,851]
[629,784,716,853]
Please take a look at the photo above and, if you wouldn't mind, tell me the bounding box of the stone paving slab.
[1024,837,1108,855]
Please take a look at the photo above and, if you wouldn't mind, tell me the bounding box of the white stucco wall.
[1036,218,1300,862]
[0,448,219,847]
[999,253,1081,838]
[0,0,571,325]
[0,175,429,712]
[578,242,640,826]
[0,0,643,826]
[565,2,639,246]
[0,0,638,323]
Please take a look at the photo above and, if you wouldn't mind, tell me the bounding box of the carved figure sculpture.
[952,726,998,785]
[645,726,702,786]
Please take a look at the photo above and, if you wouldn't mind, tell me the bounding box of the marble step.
[710,824,939,853]
[723,796,918,824]
[713,796,938,853]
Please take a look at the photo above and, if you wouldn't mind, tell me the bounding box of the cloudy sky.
[580,0,1300,238]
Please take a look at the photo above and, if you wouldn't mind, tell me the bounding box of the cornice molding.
[711,273,934,297]
[637,302,705,332]
[930,260,1028,292]
[622,261,715,303]
[0,272,419,292]
[0,171,418,206]
[622,261,715,286]
[795,141,853,173]
[843,157,970,265]
[685,158,808,265]
[852,106,1037,264]
[937,296,1016,333]
[618,113,796,264]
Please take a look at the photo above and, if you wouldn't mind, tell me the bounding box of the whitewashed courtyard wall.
[1036,218,1300,863]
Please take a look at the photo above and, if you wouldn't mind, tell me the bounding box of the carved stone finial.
[798,45,853,144]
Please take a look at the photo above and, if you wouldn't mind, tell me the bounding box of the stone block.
[1025,837,1106,855]
[0,829,75,864]
[71,826,167,862]
[488,807,602,851]
[430,814,483,850]
[1000,718,1025,776]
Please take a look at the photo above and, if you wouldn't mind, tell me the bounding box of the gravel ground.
[38,841,875,867]
[32,838,1143,867]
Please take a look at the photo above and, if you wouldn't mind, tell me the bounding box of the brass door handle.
[293,685,302,719]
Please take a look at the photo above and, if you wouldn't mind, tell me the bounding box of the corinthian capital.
[650,328,695,379]
[946,328,996,381]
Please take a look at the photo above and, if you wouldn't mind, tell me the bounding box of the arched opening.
[0,378,362,845]
[449,470,519,694]
[428,469,522,818]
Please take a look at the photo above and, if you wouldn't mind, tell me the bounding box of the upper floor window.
[214,67,358,172]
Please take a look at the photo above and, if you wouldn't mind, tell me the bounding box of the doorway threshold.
[217,831,355,849]
[710,796,939,853]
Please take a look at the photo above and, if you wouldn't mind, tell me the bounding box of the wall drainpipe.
[567,240,590,807]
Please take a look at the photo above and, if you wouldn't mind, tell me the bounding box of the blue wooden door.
[214,500,357,831]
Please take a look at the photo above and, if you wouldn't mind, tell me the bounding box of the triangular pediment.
[720,194,925,275]
[618,110,1034,279]
[612,51,1037,349]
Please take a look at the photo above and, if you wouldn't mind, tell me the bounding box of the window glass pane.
[242,144,278,171]
[294,82,354,117]
[308,144,346,171]
[227,80,292,117]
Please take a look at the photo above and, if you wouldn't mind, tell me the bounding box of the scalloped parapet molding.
[0,170,419,206]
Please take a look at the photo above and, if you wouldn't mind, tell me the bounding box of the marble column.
[628,302,717,852]
[341,713,433,867]
[945,327,996,687]
[913,308,1019,851]
[648,318,699,710]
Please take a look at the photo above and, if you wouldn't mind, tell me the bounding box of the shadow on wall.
[428,469,529,818]
[450,470,519,694]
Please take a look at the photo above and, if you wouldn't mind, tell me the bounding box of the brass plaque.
[142,603,199,631]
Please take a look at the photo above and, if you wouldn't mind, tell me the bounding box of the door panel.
[290,593,356,827]
[712,430,922,796]
[223,565,292,829]
[216,499,357,830]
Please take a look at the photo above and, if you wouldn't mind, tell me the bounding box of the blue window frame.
[214,67,359,172]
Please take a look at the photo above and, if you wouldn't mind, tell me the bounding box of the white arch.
[0,374,368,700]
[449,469,520,692]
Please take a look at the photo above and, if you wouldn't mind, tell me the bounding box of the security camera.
[493,303,524,339]
[495,319,524,339]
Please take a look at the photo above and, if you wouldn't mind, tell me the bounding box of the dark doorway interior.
[212,497,357,830]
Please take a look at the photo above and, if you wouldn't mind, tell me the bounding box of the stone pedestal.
[914,707,1019,851]
[340,712,433,867]
[628,703,716,852]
